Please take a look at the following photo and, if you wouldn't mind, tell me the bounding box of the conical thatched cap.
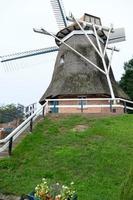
[40,34,128,104]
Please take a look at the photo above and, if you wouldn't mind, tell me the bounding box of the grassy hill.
[0,114,133,200]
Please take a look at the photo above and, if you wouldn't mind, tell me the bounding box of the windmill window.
[59,55,64,66]
[84,14,101,26]
[90,17,95,24]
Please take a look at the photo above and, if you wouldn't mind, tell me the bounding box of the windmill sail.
[50,0,68,30]
[108,28,126,44]
[1,46,59,63]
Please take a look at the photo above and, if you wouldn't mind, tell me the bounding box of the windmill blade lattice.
[1,46,59,63]
[50,0,68,30]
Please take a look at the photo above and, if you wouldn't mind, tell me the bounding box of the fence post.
[81,99,83,113]
[124,101,127,113]
[30,118,33,132]
[42,106,45,118]
[110,100,113,112]
[8,137,13,156]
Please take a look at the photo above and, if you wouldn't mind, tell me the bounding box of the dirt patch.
[72,124,89,132]
[59,127,68,133]
[0,194,19,200]
[89,135,105,142]
[47,113,73,121]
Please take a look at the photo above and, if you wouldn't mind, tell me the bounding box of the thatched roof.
[39,34,128,104]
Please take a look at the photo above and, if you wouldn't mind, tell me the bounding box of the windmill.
[0,0,129,114]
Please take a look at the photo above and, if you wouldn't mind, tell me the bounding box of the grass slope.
[0,114,133,200]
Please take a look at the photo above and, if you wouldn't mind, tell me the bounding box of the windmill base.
[48,98,125,114]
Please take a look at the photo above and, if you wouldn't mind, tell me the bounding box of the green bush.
[120,167,133,200]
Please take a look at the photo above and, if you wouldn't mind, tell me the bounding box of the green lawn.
[0,114,133,200]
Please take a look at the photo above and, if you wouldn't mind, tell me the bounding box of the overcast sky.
[0,0,133,106]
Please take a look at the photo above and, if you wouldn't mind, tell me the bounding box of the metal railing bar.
[119,98,133,104]
[0,122,30,153]
[0,101,48,144]
[126,106,133,110]
[47,98,133,105]
[47,98,114,101]
[49,104,125,108]
[0,142,9,153]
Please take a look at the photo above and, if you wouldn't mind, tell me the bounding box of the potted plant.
[20,178,78,200]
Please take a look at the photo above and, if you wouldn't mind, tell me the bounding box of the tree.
[119,58,133,100]
[0,104,24,123]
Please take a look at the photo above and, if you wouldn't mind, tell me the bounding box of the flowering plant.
[34,178,77,200]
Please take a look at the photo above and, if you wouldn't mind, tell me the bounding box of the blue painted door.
[51,101,59,113]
